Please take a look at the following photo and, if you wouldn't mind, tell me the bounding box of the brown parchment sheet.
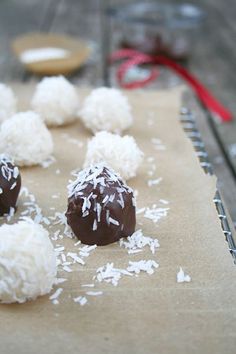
[0,85,236,354]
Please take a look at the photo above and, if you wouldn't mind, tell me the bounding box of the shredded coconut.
[55,278,67,284]
[49,211,73,238]
[73,296,88,305]
[139,205,169,224]
[20,47,70,63]
[0,220,57,303]
[127,260,159,274]
[95,259,159,286]
[86,291,103,296]
[120,229,160,254]
[78,245,97,257]
[0,111,53,166]
[18,187,51,227]
[177,267,191,283]
[147,177,162,187]
[95,262,133,286]
[79,87,133,134]
[84,131,144,180]
[31,76,79,126]
[49,288,63,301]
[82,283,95,288]
[159,199,169,205]
[40,155,56,168]
[0,155,19,186]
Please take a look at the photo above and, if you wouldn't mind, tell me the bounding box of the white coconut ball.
[80,87,133,134]
[0,220,57,303]
[0,111,53,166]
[0,83,17,124]
[84,131,144,180]
[31,76,79,126]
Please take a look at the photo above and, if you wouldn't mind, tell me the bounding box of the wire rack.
[180,107,236,264]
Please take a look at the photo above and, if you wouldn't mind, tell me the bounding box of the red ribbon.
[110,49,233,123]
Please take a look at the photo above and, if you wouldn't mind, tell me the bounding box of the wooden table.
[0,0,235,224]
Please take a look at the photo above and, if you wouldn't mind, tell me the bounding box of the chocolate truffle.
[0,155,21,216]
[66,164,136,246]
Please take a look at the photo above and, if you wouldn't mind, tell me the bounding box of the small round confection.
[0,220,57,303]
[31,76,79,126]
[79,87,133,133]
[0,111,53,166]
[0,155,21,216]
[0,83,17,124]
[84,131,143,180]
[66,164,136,246]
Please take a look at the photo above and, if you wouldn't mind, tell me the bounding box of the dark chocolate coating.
[66,165,136,246]
[0,156,21,216]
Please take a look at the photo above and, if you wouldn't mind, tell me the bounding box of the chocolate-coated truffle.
[66,164,136,246]
[0,155,21,216]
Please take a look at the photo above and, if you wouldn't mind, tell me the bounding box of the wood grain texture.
[0,0,58,81]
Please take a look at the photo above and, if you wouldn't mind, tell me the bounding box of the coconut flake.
[83,132,144,180]
[127,260,159,275]
[93,219,98,231]
[177,267,191,283]
[40,155,56,168]
[109,217,119,226]
[95,262,133,286]
[159,199,169,205]
[73,296,88,306]
[143,206,169,224]
[49,288,63,301]
[81,283,95,288]
[55,278,67,284]
[147,177,162,187]
[63,265,72,273]
[86,291,103,296]
[67,252,85,265]
[0,112,53,167]
[79,244,97,258]
[79,87,133,134]
[120,229,160,254]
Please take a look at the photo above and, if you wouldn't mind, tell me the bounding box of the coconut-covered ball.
[0,155,21,216]
[84,131,143,180]
[0,220,57,303]
[31,76,79,126]
[66,163,136,246]
[0,111,53,166]
[79,87,133,133]
[0,83,17,124]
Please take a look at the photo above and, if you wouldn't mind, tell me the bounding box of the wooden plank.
[48,0,104,86]
[0,0,57,81]
[188,0,236,174]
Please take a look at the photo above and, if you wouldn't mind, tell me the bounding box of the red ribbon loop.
[110,49,233,123]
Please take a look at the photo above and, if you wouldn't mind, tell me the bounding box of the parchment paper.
[0,85,235,354]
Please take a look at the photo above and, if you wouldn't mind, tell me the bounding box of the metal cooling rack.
[180,107,236,264]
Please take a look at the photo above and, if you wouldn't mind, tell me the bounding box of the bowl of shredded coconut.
[12,32,92,75]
